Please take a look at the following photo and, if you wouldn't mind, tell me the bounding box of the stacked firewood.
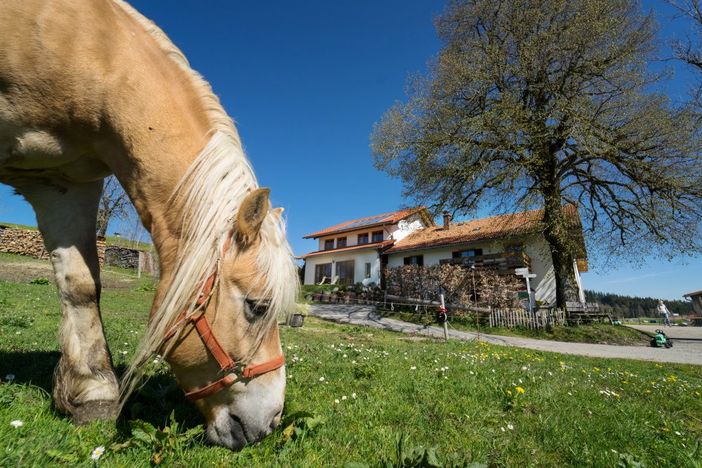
[0,225,107,264]
[384,264,521,309]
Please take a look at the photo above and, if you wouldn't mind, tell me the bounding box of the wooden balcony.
[439,251,531,274]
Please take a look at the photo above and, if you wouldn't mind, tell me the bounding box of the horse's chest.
[0,126,69,169]
[0,127,108,184]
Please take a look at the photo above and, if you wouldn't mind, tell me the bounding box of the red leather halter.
[164,233,285,401]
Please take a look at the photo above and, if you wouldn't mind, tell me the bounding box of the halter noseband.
[164,232,285,401]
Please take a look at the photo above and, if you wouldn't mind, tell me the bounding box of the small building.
[301,205,588,305]
[684,290,702,315]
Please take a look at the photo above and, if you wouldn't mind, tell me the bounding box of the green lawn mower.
[651,329,673,348]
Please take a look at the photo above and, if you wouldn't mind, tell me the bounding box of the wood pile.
[0,225,107,264]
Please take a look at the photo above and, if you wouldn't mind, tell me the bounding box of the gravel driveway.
[309,304,702,366]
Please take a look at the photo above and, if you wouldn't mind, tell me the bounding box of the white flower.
[675,431,682,436]
[5,374,15,382]
[319,377,325,382]
[410,366,416,370]
[10,420,23,428]
[334,399,340,404]
[351,393,357,399]
[500,426,505,432]
[521,366,528,371]
[341,395,347,400]
[90,446,105,460]
[507,423,514,430]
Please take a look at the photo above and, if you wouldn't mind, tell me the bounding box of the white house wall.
[392,214,425,242]
[303,250,381,286]
[523,237,556,305]
[387,244,502,268]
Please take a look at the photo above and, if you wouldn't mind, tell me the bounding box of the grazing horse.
[0,0,298,450]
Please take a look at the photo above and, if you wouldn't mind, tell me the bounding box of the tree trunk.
[96,208,110,238]
[541,190,579,310]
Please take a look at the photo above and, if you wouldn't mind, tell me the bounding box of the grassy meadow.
[0,253,701,466]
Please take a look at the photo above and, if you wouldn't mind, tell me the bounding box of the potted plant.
[289,303,308,328]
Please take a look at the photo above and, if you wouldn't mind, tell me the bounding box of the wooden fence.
[488,308,565,329]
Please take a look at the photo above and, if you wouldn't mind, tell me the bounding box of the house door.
[336,260,355,285]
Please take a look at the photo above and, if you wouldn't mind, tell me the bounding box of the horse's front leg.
[20,180,119,424]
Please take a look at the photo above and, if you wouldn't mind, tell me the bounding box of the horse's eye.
[245,299,269,317]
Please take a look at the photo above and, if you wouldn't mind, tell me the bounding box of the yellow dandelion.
[515,386,525,395]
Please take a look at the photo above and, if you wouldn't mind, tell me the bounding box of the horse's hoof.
[70,400,118,425]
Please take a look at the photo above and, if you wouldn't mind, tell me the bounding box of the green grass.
[377,309,653,346]
[0,276,701,466]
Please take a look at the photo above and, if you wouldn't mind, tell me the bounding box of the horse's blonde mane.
[114,1,298,405]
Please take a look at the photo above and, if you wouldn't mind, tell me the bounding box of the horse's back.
[0,0,134,181]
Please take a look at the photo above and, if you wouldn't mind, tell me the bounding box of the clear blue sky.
[0,0,700,300]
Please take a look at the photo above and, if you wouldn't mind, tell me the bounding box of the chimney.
[442,211,452,230]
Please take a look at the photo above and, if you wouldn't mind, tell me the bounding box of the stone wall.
[105,246,139,269]
[0,225,107,264]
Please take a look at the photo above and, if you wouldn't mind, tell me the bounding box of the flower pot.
[290,314,305,328]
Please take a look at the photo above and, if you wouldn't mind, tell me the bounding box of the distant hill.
[585,290,692,317]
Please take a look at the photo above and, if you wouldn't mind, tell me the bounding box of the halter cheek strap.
[164,231,285,401]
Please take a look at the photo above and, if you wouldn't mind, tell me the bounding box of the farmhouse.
[301,205,588,306]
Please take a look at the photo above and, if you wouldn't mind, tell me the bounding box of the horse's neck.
[97,4,220,267]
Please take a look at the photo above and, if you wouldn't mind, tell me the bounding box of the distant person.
[657,300,671,327]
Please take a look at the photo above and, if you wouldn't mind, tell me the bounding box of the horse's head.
[166,188,296,450]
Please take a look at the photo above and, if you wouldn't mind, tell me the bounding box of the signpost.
[515,268,537,313]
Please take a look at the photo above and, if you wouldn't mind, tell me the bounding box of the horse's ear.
[237,188,270,245]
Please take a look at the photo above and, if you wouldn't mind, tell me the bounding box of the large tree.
[669,1,702,112]
[371,0,702,308]
[96,176,132,238]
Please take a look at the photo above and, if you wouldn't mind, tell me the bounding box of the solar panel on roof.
[342,214,389,230]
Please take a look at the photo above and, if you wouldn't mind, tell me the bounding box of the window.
[371,230,383,243]
[452,248,483,258]
[324,239,334,250]
[336,260,355,285]
[314,263,332,283]
[364,262,372,278]
[403,255,423,266]
[505,244,524,253]
[337,237,347,248]
[358,233,369,244]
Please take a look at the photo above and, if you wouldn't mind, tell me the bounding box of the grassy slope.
[377,309,653,346]
[0,277,700,466]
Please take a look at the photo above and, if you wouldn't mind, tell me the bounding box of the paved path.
[626,324,702,341]
[309,304,702,366]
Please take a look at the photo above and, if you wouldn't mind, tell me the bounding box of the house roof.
[386,205,583,255]
[684,290,702,298]
[301,240,394,259]
[303,207,432,239]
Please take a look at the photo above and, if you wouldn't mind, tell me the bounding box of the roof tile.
[386,205,581,254]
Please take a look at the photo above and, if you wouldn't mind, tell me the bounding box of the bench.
[566,302,612,324]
